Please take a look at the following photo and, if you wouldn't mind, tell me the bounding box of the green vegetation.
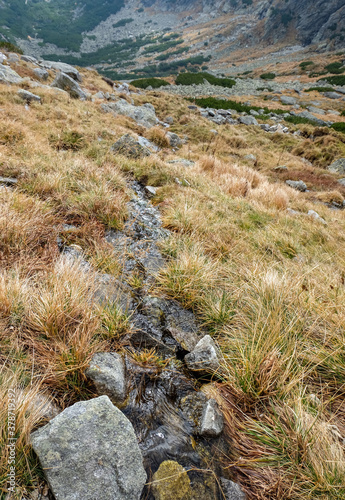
[299,61,314,70]
[143,39,183,54]
[325,61,344,74]
[305,86,335,93]
[0,41,23,54]
[331,122,345,133]
[155,46,189,61]
[176,72,236,88]
[285,115,317,126]
[319,75,345,86]
[113,18,134,28]
[191,97,287,117]
[130,78,170,89]
[260,73,276,80]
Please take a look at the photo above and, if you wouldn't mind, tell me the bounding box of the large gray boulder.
[286,180,307,192]
[280,96,297,105]
[323,91,342,100]
[296,111,328,126]
[51,72,87,100]
[185,335,221,374]
[0,64,23,84]
[102,99,158,128]
[33,68,49,81]
[18,89,41,103]
[40,61,81,82]
[31,395,147,500]
[327,158,345,174]
[238,115,258,126]
[111,134,152,158]
[86,353,127,404]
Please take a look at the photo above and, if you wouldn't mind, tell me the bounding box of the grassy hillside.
[1,60,345,499]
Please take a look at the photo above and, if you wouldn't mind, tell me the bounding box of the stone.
[185,335,221,374]
[94,91,105,99]
[0,64,22,84]
[21,54,38,63]
[244,154,256,161]
[145,185,157,197]
[111,134,151,159]
[307,106,325,115]
[249,109,259,116]
[165,116,174,125]
[296,111,328,127]
[167,132,183,148]
[338,178,345,186]
[101,99,157,128]
[200,399,224,437]
[40,61,81,82]
[18,89,41,103]
[51,72,87,100]
[274,165,288,172]
[0,176,18,186]
[167,159,195,168]
[33,68,49,80]
[137,135,159,152]
[280,95,297,105]
[308,210,326,225]
[327,158,345,174]
[220,478,246,500]
[286,180,307,192]
[151,461,192,500]
[323,92,342,100]
[31,395,146,500]
[8,53,19,63]
[238,115,258,126]
[86,353,127,404]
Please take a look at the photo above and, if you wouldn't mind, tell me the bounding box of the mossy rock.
[151,460,192,500]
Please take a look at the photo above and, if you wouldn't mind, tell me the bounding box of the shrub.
[305,87,335,93]
[285,115,317,126]
[0,41,23,54]
[331,122,345,134]
[319,75,345,86]
[299,61,314,70]
[130,78,170,89]
[176,72,236,88]
[260,73,276,80]
[325,62,344,74]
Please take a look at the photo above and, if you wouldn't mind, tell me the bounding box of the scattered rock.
[18,89,41,103]
[145,185,157,197]
[40,61,82,82]
[167,159,195,168]
[286,180,307,192]
[33,68,49,80]
[323,91,342,100]
[51,72,87,100]
[0,176,18,186]
[0,64,23,84]
[86,353,127,404]
[185,335,221,374]
[31,395,147,500]
[308,210,326,225]
[338,178,345,186]
[200,399,224,437]
[274,165,288,172]
[111,134,151,159]
[327,158,345,174]
[295,111,328,127]
[244,154,256,162]
[165,116,174,125]
[21,54,38,64]
[307,106,325,115]
[151,460,192,500]
[102,99,157,128]
[137,135,160,152]
[280,96,297,105]
[220,478,246,500]
[238,115,258,126]
[167,131,183,148]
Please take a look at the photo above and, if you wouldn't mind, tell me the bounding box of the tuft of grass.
[130,78,170,89]
[260,73,276,80]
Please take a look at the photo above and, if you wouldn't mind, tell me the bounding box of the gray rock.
[308,210,326,225]
[33,68,49,80]
[31,395,146,500]
[8,53,19,63]
[238,115,258,126]
[280,95,297,105]
[86,353,127,403]
[167,132,183,148]
[51,72,87,100]
[137,135,159,152]
[18,89,41,103]
[101,99,157,128]
[307,106,325,115]
[94,91,105,99]
[165,116,174,124]
[145,185,157,197]
[323,92,342,99]
[111,134,151,159]
[297,111,328,126]
[244,154,256,161]
[220,478,246,500]
[274,165,288,172]
[21,54,38,64]
[338,178,345,186]
[286,180,307,192]
[40,61,81,82]
[0,176,17,186]
[200,399,224,437]
[249,109,259,116]
[0,64,22,84]
[167,159,195,168]
[185,335,221,374]
[327,158,345,174]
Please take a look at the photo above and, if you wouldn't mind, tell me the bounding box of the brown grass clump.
[145,126,170,148]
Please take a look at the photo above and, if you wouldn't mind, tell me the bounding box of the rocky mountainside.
[0,0,344,78]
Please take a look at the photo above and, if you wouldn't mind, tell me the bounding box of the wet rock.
[111,134,151,159]
[185,335,221,374]
[286,180,307,192]
[40,61,82,82]
[101,99,158,128]
[86,353,127,404]
[280,95,297,105]
[327,158,345,174]
[18,89,41,103]
[0,64,22,84]
[151,460,192,500]
[167,327,199,352]
[238,115,258,126]
[51,72,87,100]
[200,399,224,437]
[0,176,17,186]
[33,68,49,80]
[220,478,246,500]
[167,131,183,148]
[31,395,146,500]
